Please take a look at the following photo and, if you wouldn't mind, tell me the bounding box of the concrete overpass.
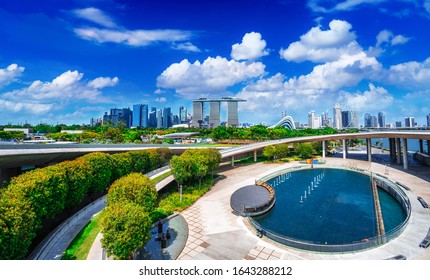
[1,131,430,184]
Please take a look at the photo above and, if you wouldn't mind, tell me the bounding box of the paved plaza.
[176,154,430,260]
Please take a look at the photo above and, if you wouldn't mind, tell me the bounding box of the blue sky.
[1,0,430,127]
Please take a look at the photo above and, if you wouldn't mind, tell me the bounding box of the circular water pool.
[250,167,409,252]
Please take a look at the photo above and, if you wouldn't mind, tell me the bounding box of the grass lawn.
[61,212,104,260]
[150,170,172,184]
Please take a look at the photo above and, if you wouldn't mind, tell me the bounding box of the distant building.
[395,121,402,128]
[308,111,321,129]
[179,106,187,123]
[156,109,163,128]
[351,111,359,128]
[405,117,415,128]
[427,114,430,127]
[90,117,102,127]
[378,112,385,128]
[132,104,149,128]
[163,107,172,128]
[333,103,342,130]
[192,97,246,128]
[149,107,157,128]
[103,108,132,127]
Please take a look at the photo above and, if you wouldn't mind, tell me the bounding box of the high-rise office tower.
[351,111,359,128]
[132,104,148,127]
[341,111,351,128]
[132,104,142,127]
[163,107,172,128]
[149,107,157,128]
[395,121,402,128]
[333,103,342,129]
[378,112,386,128]
[104,108,132,127]
[179,106,187,123]
[427,114,430,127]
[405,117,415,128]
[364,113,371,128]
[156,109,163,128]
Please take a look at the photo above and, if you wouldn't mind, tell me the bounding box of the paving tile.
[248,249,260,257]
[262,247,274,255]
[258,252,270,259]
[244,254,256,260]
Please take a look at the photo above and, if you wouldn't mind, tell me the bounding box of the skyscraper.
[341,111,351,128]
[333,103,342,130]
[378,112,385,128]
[351,111,359,128]
[427,114,430,127]
[405,117,415,128]
[156,109,163,128]
[163,107,172,128]
[132,104,148,127]
[103,108,132,127]
[364,113,371,128]
[149,107,157,128]
[179,106,187,123]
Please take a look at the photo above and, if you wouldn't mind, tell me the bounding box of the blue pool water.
[253,168,406,245]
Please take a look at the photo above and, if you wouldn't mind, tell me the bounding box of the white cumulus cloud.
[338,83,394,111]
[280,20,359,63]
[88,76,119,88]
[0,99,53,114]
[0,64,25,88]
[3,70,118,102]
[156,56,265,98]
[386,57,430,89]
[231,32,269,61]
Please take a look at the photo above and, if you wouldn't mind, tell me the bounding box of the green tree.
[162,138,174,144]
[294,143,315,158]
[101,203,151,260]
[263,145,276,161]
[111,152,134,180]
[104,128,124,143]
[170,155,198,199]
[107,173,157,212]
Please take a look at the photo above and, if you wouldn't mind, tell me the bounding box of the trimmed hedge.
[0,148,172,260]
[107,173,157,212]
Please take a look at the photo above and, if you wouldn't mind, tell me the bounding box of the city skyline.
[1,1,430,126]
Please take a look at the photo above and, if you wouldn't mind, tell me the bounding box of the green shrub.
[79,152,115,195]
[7,166,68,220]
[111,152,133,180]
[0,195,40,259]
[107,173,157,212]
[58,159,92,210]
[101,203,151,260]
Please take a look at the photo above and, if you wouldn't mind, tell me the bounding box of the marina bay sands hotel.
[192,97,246,128]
